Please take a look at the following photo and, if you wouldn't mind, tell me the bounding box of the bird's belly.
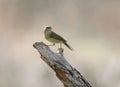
[46,37,61,43]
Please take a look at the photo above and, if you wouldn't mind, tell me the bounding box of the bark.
[33,42,92,87]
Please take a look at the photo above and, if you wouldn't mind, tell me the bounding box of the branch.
[33,42,92,87]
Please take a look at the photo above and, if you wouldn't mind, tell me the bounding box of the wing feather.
[50,32,66,42]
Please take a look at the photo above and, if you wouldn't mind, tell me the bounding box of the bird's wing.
[50,31,66,42]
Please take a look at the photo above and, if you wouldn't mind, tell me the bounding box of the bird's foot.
[57,48,64,55]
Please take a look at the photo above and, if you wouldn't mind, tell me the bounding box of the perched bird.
[44,26,73,51]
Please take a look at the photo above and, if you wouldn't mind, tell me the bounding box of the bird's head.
[45,26,52,31]
[44,26,52,34]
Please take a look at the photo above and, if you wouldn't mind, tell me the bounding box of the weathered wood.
[33,42,92,87]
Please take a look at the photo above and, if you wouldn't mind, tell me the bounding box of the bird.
[44,26,73,51]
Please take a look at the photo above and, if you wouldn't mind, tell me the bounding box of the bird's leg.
[60,43,62,48]
[58,43,64,55]
[47,43,55,46]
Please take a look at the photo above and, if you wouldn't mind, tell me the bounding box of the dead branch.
[33,42,92,87]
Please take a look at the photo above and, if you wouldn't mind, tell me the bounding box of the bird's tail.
[64,42,73,51]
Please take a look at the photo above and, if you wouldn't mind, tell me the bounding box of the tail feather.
[64,42,73,51]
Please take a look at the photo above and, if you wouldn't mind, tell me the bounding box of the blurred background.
[0,0,120,87]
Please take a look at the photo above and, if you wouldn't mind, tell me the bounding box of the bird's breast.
[45,34,62,43]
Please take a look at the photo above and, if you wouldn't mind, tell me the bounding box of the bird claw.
[58,48,64,52]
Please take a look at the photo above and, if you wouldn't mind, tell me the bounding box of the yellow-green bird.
[44,26,73,51]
